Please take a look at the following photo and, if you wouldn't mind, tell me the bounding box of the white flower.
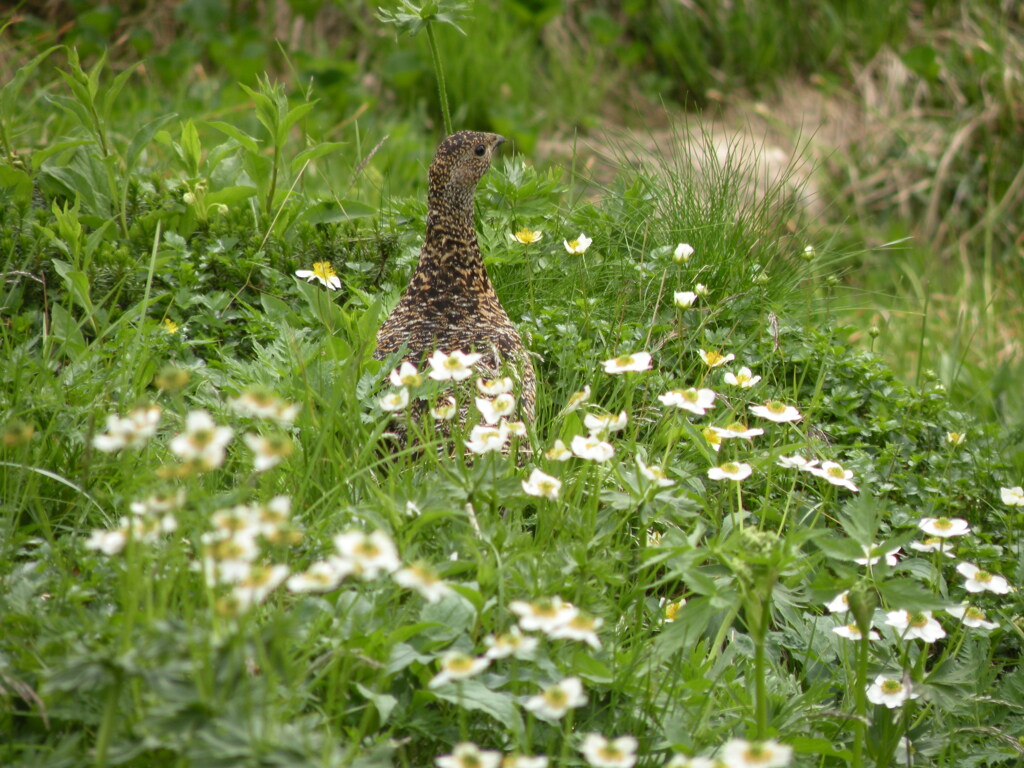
[719,738,793,768]
[394,562,452,603]
[918,517,970,537]
[749,401,802,423]
[476,393,517,424]
[698,349,734,368]
[580,734,637,768]
[674,291,697,308]
[229,388,299,424]
[673,243,694,263]
[522,468,562,500]
[545,439,573,461]
[389,361,422,388]
[1000,486,1024,506]
[84,528,128,556]
[707,462,753,482]
[287,558,352,593]
[832,623,880,641]
[169,410,234,469]
[909,537,956,557]
[431,396,458,420]
[810,460,858,492]
[231,563,290,610]
[333,529,401,579]
[946,603,999,630]
[564,233,593,254]
[429,652,490,689]
[661,597,686,622]
[957,562,1011,594]
[428,350,483,381]
[602,351,652,374]
[884,610,946,642]
[477,377,513,395]
[524,676,588,720]
[484,627,539,660]
[92,405,162,452]
[295,261,340,290]
[636,456,675,487]
[503,755,549,768]
[723,367,761,389]
[709,423,764,440]
[825,591,850,614]
[563,385,591,413]
[549,612,603,649]
[584,411,628,435]
[946,431,966,446]
[243,432,293,472]
[854,544,901,567]
[465,423,510,454]
[510,229,543,245]
[866,675,919,709]
[380,388,410,412]
[694,283,709,297]
[436,742,501,768]
[505,420,527,437]
[776,454,819,472]
[510,596,577,634]
[130,488,186,516]
[571,434,615,462]
[659,387,716,416]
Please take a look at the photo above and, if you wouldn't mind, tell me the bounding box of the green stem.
[94,669,122,767]
[852,632,870,768]
[425,23,453,135]
[753,626,768,740]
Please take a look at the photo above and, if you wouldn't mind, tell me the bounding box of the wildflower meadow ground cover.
[3,9,1024,768]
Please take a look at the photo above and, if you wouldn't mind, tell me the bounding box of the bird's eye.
[474,145,486,157]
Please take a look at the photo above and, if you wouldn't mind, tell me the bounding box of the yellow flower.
[296,261,341,290]
[510,228,543,245]
[162,317,179,334]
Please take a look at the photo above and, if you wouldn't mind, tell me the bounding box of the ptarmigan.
[374,130,535,429]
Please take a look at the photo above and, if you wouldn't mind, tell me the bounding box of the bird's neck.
[414,201,493,294]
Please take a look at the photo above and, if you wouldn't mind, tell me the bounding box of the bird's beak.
[494,135,507,148]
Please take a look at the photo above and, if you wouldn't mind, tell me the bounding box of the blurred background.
[3,0,1023,428]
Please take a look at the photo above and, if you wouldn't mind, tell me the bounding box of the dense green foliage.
[2,3,1024,767]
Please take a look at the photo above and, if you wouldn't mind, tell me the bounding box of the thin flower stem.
[425,23,452,135]
[852,631,870,768]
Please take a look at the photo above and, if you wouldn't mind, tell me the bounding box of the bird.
[373,130,536,435]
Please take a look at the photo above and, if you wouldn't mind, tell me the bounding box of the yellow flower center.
[312,261,337,281]
[545,688,567,706]
[975,570,992,582]
[880,679,903,695]
[909,613,928,628]
[767,401,786,413]
[964,607,985,621]
[704,351,723,365]
[826,466,846,478]
[446,655,474,673]
[514,229,540,244]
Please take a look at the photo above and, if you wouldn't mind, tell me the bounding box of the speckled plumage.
[374,131,536,423]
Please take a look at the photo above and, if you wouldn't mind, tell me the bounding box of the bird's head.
[427,131,505,213]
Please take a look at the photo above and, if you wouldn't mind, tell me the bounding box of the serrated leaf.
[430,679,523,733]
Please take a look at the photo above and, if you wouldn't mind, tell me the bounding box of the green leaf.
[877,579,952,612]
[291,141,347,174]
[48,302,87,357]
[0,166,32,207]
[52,259,95,318]
[430,680,523,733]
[205,186,258,207]
[207,121,261,155]
[355,683,398,725]
[126,113,177,170]
[302,199,376,225]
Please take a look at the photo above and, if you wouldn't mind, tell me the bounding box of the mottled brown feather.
[374,131,536,424]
